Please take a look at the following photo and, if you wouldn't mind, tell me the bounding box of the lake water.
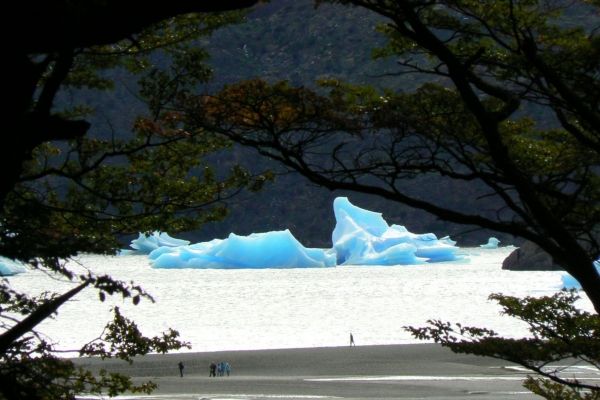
[6,247,593,355]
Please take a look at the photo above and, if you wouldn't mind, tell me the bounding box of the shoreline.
[72,343,541,399]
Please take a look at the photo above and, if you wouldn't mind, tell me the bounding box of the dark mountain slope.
[78,0,525,247]
[185,0,516,247]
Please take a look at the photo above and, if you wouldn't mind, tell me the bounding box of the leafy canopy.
[168,1,600,397]
[406,291,600,399]
[1,4,272,399]
[177,0,600,311]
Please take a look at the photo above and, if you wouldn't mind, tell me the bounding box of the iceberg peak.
[331,197,466,265]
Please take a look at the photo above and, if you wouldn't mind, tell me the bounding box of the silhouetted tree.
[0,2,273,399]
[183,0,600,312]
[175,1,600,396]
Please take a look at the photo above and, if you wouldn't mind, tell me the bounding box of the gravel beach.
[71,343,556,399]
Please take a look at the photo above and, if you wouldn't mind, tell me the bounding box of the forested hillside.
[190,0,519,247]
[83,0,525,247]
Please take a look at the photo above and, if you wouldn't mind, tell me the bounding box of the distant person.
[178,361,184,377]
[350,333,355,346]
[210,362,216,377]
[225,362,231,376]
[220,362,225,377]
[217,362,222,377]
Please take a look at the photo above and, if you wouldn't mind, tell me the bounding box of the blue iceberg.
[330,197,466,265]
[149,229,336,269]
[0,256,26,276]
[120,232,191,255]
[561,261,600,289]
[133,197,466,269]
[480,237,500,249]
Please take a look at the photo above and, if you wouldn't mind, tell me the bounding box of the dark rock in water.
[502,241,564,271]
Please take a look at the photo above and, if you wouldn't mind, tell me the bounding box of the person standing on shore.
[225,362,231,376]
[177,361,184,377]
[209,362,216,377]
[350,333,355,346]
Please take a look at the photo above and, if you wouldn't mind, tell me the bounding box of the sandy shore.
[72,344,539,399]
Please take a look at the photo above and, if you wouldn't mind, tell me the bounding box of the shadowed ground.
[72,344,597,399]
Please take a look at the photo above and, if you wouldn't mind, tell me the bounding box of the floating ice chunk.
[480,237,500,249]
[0,256,26,276]
[148,197,466,269]
[331,197,466,265]
[332,197,389,243]
[122,232,191,254]
[561,260,600,289]
[439,236,457,246]
[560,273,581,289]
[150,230,336,269]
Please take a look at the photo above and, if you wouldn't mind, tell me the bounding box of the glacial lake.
[6,247,592,354]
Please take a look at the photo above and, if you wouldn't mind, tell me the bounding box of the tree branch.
[0,281,89,355]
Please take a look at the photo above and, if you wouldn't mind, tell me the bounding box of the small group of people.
[209,361,231,377]
[177,361,231,377]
